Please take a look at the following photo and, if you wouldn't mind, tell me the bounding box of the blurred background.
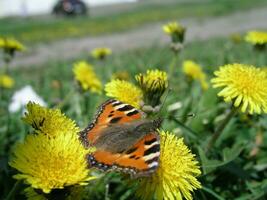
[1,1,267,199]
[1,0,267,68]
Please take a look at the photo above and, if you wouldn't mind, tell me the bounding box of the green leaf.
[202,186,225,200]
[222,142,244,163]
[198,147,221,174]
[199,142,244,175]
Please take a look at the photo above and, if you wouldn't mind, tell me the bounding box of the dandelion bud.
[91,47,112,60]
[136,69,168,108]
[163,22,186,44]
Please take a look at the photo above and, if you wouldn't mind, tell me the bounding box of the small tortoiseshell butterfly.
[80,99,162,177]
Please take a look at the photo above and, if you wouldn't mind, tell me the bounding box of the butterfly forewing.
[80,99,143,146]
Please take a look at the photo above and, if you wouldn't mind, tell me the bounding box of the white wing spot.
[145,141,159,149]
[148,161,159,168]
[143,152,160,161]
[115,103,128,109]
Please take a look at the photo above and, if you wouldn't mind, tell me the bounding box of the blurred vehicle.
[52,0,87,16]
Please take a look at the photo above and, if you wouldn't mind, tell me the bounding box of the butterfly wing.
[80,99,143,147]
[80,99,160,177]
[88,132,160,177]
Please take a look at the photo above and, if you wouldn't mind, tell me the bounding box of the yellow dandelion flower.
[136,130,201,200]
[245,31,267,45]
[91,47,112,60]
[0,74,15,89]
[183,60,204,80]
[11,103,96,193]
[183,60,209,90]
[0,37,25,54]
[105,79,143,108]
[22,102,79,137]
[162,22,185,43]
[211,63,267,114]
[136,69,168,107]
[9,130,95,193]
[73,61,102,93]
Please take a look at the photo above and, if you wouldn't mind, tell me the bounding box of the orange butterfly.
[80,99,162,177]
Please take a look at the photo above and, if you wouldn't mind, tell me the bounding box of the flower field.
[1,5,267,200]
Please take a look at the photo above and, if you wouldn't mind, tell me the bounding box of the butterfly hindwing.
[88,133,160,176]
[80,99,143,147]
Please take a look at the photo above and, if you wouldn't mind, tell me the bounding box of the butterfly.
[79,99,162,177]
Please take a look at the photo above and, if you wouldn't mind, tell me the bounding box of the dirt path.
[11,7,267,68]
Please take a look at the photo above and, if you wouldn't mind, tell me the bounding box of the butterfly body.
[80,99,161,177]
[93,118,162,154]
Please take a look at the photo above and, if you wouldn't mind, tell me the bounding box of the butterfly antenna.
[158,87,172,115]
[162,113,196,120]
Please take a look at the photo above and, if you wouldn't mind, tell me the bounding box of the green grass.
[1,0,267,44]
[1,36,267,199]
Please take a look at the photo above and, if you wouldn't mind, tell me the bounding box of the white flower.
[9,85,46,113]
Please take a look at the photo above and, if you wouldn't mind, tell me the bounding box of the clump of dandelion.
[9,103,96,194]
[105,79,143,108]
[163,22,186,43]
[73,61,102,93]
[211,63,267,114]
[136,69,168,107]
[182,60,209,90]
[136,130,201,200]
[0,74,15,89]
[245,31,267,50]
[91,47,112,60]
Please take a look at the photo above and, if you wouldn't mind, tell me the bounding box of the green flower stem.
[169,116,197,139]
[168,53,178,81]
[4,54,12,74]
[4,63,9,74]
[84,92,90,116]
[177,80,194,125]
[0,88,2,100]
[105,183,110,200]
[55,88,75,109]
[201,186,225,200]
[5,180,21,200]
[206,106,237,152]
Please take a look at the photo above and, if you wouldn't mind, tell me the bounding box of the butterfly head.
[152,117,163,129]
